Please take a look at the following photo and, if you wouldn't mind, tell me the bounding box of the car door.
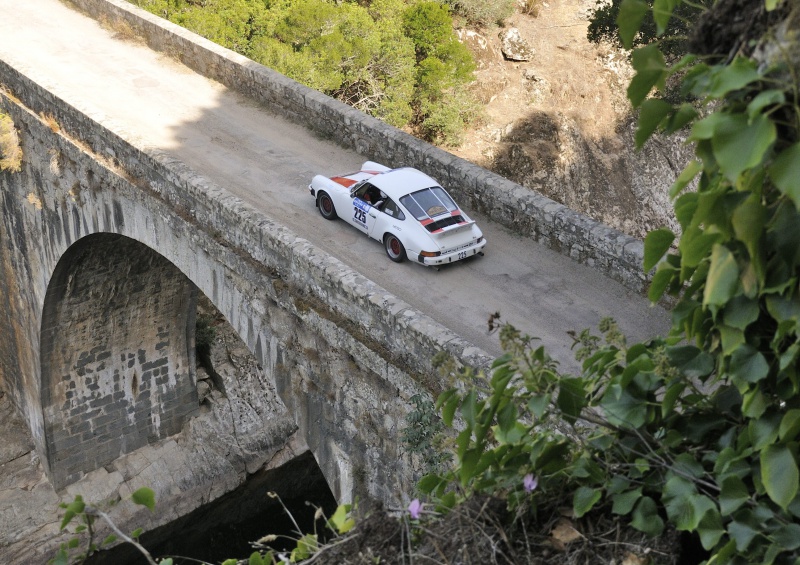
[349,182,380,236]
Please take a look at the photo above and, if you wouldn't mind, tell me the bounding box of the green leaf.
[697,507,725,550]
[158,559,174,565]
[749,412,781,450]
[665,103,699,135]
[52,550,69,565]
[779,409,800,442]
[617,0,648,49]
[747,89,785,119]
[774,523,800,550]
[131,487,156,511]
[648,263,677,302]
[731,195,765,279]
[636,98,672,148]
[681,231,722,269]
[720,476,750,516]
[602,384,646,428]
[612,488,642,515]
[652,0,677,34]
[418,473,445,495]
[328,504,355,534]
[761,445,799,510]
[670,160,702,199]
[769,143,800,208]
[461,390,477,429]
[631,496,664,536]
[729,345,769,389]
[131,528,143,539]
[703,244,739,307]
[644,228,675,272]
[712,112,776,181]
[667,345,713,379]
[291,533,318,561]
[664,476,716,531]
[249,552,265,565]
[460,448,480,487]
[719,324,745,356]
[101,534,118,547]
[729,515,760,551]
[627,45,667,107]
[742,386,768,419]
[573,486,602,518]
[441,391,459,427]
[557,377,586,425]
[707,57,761,98]
[527,394,549,418]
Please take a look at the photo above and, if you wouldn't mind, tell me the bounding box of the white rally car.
[309,162,486,267]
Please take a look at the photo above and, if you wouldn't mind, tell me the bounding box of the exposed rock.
[499,28,534,61]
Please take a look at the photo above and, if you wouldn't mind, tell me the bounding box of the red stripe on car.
[331,177,357,187]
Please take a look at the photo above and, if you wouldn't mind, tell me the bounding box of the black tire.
[318,192,337,220]
[384,234,407,263]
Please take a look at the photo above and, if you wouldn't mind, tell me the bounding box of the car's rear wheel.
[318,192,337,220]
[384,234,406,263]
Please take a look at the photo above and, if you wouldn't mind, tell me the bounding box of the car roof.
[366,168,442,201]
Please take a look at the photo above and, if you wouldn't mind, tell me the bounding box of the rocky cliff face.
[454,0,690,240]
[490,116,686,239]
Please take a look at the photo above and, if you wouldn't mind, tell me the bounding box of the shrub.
[419,2,800,564]
[445,0,516,27]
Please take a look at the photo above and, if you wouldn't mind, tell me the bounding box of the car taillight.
[420,250,441,257]
[476,237,483,243]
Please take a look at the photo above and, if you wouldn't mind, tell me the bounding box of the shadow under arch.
[39,233,199,489]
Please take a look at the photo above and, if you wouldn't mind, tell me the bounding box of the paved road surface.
[0,0,671,369]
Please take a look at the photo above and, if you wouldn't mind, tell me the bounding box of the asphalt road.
[0,0,671,370]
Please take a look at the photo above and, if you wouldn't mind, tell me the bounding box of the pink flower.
[523,474,538,493]
[408,498,423,519]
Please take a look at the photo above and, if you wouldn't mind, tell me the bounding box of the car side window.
[382,199,405,220]
[353,182,372,200]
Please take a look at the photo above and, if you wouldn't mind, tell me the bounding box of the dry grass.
[41,112,60,133]
[97,14,143,43]
[0,111,22,172]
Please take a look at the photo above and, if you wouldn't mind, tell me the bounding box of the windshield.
[399,187,457,220]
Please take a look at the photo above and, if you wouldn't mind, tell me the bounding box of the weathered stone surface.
[499,28,534,61]
[41,235,198,489]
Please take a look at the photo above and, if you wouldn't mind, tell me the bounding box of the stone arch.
[39,233,198,489]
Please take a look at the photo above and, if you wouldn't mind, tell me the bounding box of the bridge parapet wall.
[65,0,648,294]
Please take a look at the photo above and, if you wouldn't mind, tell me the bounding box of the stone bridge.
[0,0,669,558]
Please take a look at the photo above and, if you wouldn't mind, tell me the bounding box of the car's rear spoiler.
[428,218,476,236]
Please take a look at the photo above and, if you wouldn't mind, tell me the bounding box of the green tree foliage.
[403,1,478,144]
[129,0,481,144]
[420,1,800,563]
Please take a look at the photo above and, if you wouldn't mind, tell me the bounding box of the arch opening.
[40,233,198,489]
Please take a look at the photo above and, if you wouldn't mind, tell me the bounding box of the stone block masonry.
[66,0,649,294]
[40,234,198,488]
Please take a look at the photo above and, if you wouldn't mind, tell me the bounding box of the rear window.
[400,187,457,221]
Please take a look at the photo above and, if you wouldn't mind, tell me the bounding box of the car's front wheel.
[318,192,337,220]
[384,234,406,263]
